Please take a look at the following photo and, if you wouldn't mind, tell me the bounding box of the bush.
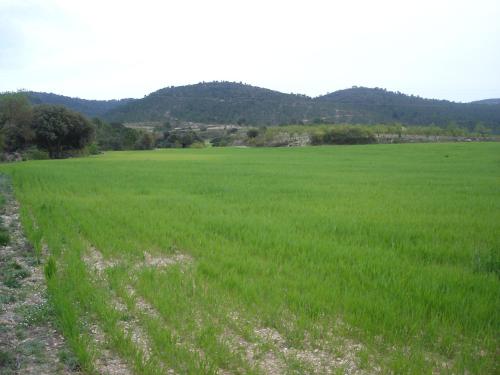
[31,105,95,158]
[87,143,100,155]
[0,93,33,152]
[0,350,15,369]
[310,132,325,145]
[211,136,230,147]
[311,126,376,145]
[22,147,50,160]
[158,130,202,148]
[3,261,30,288]
[0,228,9,245]
[247,128,259,138]
[134,131,155,150]
[190,141,205,148]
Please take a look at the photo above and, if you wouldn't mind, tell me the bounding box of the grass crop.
[0,143,498,373]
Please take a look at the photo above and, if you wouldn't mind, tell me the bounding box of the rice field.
[1,143,499,374]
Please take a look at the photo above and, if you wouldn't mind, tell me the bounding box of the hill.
[103,83,500,130]
[315,87,500,129]
[470,98,500,105]
[11,83,500,131]
[25,91,133,118]
[102,81,314,125]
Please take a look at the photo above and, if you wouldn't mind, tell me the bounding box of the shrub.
[310,126,376,145]
[31,105,95,158]
[190,141,205,148]
[134,131,155,150]
[0,93,33,152]
[247,128,259,138]
[211,136,230,147]
[0,350,15,369]
[22,147,50,160]
[310,131,325,145]
[0,229,9,245]
[3,261,30,288]
[87,143,100,155]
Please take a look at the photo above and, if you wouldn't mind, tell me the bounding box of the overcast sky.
[1,0,499,102]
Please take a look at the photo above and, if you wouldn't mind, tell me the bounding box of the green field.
[1,143,499,374]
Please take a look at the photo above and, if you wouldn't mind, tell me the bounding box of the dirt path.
[0,176,79,374]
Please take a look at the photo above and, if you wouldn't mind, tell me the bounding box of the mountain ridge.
[9,82,500,131]
[25,91,134,118]
[470,98,500,105]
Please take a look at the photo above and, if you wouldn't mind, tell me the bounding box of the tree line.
[0,93,94,158]
[0,93,157,160]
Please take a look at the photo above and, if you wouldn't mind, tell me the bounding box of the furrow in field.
[221,312,377,375]
[83,247,171,374]
[85,246,380,374]
[83,246,226,374]
[124,272,235,374]
[220,328,286,374]
[89,322,134,375]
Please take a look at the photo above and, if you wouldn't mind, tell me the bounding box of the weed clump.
[0,349,15,370]
[0,228,9,246]
[59,349,81,371]
[2,261,30,288]
[44,257,57,280]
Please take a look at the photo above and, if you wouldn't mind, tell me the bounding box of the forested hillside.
[26,91,134,118]
[100,83,500,131]
[315,87,500,129]
[13,83,500,131]
[471,98,500,105]
[103,82,314,125]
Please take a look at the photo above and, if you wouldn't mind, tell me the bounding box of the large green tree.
[0,93,34,152]
[31,105,95,158]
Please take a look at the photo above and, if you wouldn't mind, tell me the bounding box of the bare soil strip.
[83,247,191,374]
[88,322,133,375]
[0,177,79,374]
[84,246,376,374]
[221,313,377,375]
[83,248,152,374]
[84,247,241,374]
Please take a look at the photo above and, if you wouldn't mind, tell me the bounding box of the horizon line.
[2,81,499,104]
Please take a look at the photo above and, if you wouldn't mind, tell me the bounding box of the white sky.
[1,0,499,102]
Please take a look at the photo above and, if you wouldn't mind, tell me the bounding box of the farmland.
[0,143,499,374]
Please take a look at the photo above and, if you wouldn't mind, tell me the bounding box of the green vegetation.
[104,83,500,131]
[0,349,15,370]
[93,118,153,151]
[156,129,203,148]
[0,93,95,158]
[0,225,9,246]
[18,82,500,131]
[207,124,496,148]
[102,81,312,126]
[316,87,500,131]
[31,105,94,158]
[310,126,376,145]
[0,94,155,157]
[26,91,133,119]
[1,143,499,374]
[1,261,31,288]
